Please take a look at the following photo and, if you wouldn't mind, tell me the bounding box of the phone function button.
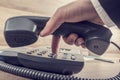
[71,55,76,60]
[26,52,32,54]
[37,52,43,56]
[62,53,68,59]
[48,53,57,58]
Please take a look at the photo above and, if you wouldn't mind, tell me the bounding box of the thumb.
[40,9,64,37]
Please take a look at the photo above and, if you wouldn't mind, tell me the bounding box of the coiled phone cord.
[0,61,120,80]
[111,41,120,51]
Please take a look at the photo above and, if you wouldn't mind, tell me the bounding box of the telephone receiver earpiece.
[4,16,112,55]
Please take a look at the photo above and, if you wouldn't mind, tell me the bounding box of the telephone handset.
[4,16,112,55]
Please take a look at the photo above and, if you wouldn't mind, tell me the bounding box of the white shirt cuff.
[91,0,117,28]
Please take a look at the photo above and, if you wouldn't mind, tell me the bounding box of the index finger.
[40,9,64,37]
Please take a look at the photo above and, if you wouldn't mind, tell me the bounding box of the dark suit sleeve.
[98,0,120,28]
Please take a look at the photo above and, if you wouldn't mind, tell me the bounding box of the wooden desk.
[0,46,120,80]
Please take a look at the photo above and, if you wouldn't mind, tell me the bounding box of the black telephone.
[1,16,120,80]
[0,47,120,80]
[4,16,112,55]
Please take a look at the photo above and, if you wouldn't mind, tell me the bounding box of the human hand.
[40,0,103,53]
